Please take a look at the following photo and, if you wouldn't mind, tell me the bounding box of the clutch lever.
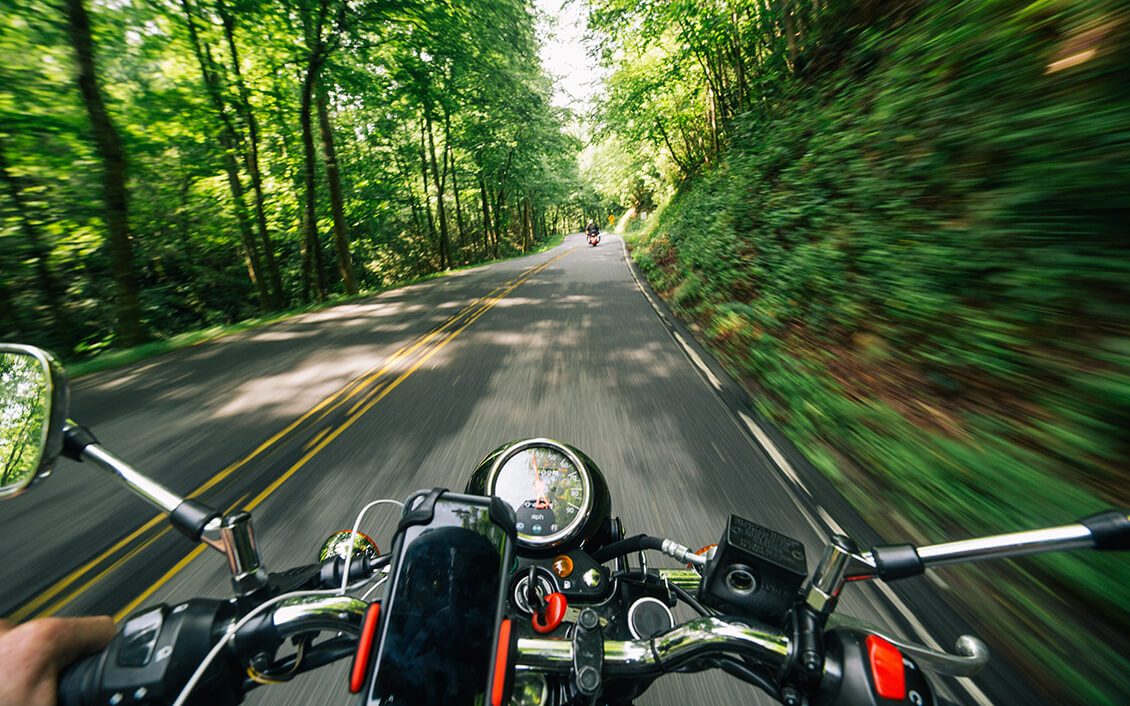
[827,614,990,676]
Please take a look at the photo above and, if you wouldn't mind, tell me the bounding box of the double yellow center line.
[8,248,575,623]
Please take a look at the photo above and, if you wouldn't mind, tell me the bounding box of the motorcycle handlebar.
[267,598,793,678]
[59,588,995,706]
[516,616,790,677]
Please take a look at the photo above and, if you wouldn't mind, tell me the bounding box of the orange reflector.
[349,603,381,693]
[492,619,512,706]
[552,555,574,578]
[866,634,906,700]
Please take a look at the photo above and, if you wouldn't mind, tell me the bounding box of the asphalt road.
[0,233,1047,705]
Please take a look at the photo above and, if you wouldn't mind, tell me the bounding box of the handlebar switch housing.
[819,628,935,706]
[58,599,241,706]
[698,515,807,623]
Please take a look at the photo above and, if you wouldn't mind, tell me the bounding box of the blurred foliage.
[1,0,584,360]
[614,0,1130,702]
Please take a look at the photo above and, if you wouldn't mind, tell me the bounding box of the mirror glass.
[0,348,57,499]
[319,530,380,563]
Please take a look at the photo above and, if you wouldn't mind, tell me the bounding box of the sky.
[535,0,607,109]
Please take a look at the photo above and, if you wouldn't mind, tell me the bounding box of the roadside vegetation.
[588,1,1129,703]
[1,0,602,363]
[5,0,1129,701]
[63,232,567,379]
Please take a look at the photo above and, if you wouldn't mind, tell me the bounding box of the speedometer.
[466,439,608,550]
[493,446,588,545]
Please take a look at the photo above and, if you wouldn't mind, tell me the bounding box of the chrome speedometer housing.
[466,439,612,554]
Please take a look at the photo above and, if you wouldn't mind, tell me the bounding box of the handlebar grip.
[1081,510,1130,550]
[57,652,102,706]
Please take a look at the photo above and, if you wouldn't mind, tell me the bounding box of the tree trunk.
[316,85,358,294]
[180,0,272,312]
[477,168,491,258]
[394,150,424,239]
[216,0,283,307]
[423,104,449,269]
[418,123,437,252]
[781,0,799,72]
[444,114,466,249]
[300,62,327,301]
[655,116,692,175]
[63,0,143,346]
[493,186,506,257]
[0,138,74,349]
[522,197,532,251]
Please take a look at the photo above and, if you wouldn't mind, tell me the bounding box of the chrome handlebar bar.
[267,596,793,678]
[265,577,994,681]
[271,593,369,636]
[516,616,790,676]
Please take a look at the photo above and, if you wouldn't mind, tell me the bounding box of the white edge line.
[739,412,812,497]
[672,331,725,390]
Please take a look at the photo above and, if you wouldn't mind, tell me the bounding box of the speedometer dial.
[488,442,592,548]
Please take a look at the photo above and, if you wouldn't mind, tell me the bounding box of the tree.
[62,0,144,347]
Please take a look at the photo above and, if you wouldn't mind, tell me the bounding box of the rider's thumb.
[46,616,116,671]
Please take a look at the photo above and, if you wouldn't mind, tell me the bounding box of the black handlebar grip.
[57,652,102,706]
[1081,510,1130,551]
[872,543,924,581]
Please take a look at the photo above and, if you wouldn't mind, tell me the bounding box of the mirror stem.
[62,423,226,552]
[80,441,185,514]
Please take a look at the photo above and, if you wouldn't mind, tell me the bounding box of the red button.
[866,634,906,700]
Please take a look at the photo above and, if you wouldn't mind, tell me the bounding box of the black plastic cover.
[1080,510,1130,551]
[58,599,239,706]
[698,515,807,623]
[170,499,221,542]
[819,628,935,706]
[61,424,99,461]
[872,544,925,581]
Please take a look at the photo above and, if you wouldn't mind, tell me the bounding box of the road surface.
[0,233,1044,705]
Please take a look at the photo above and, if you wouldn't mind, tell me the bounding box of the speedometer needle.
[532,465,550,509]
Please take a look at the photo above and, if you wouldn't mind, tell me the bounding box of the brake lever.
[827,615,990,676]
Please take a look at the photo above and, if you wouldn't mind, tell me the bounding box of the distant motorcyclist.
[586,220,600,246]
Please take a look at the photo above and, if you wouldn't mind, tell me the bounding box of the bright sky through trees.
[536,0,604,108]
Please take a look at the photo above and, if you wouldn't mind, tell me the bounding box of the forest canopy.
[1,0,594,356]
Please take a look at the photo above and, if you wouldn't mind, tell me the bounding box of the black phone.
[359,488,517,706]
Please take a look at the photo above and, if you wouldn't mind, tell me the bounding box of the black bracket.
[572,608,604,697]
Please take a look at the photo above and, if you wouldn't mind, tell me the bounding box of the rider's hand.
[0,615,115,706]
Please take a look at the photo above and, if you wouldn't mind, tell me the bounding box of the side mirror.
[0,344,69,499]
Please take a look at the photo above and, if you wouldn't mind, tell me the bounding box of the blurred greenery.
[605,0,1130,703]
[5,0,1130,700]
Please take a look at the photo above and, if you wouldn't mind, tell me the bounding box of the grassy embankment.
[628,3,1129,703]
